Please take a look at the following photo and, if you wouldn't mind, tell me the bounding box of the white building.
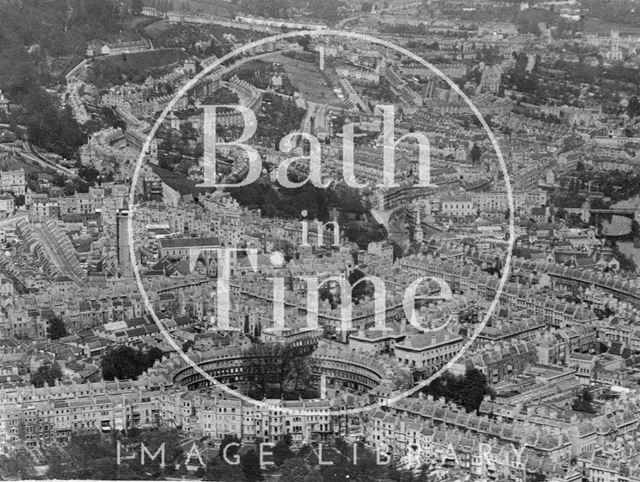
[0,169,26,196]
[441,195,476,217]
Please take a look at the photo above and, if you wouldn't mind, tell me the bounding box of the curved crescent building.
[146,342,412,399]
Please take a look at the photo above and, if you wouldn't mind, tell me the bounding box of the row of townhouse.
[6,284,146,336]
[0,379,167,451]
[399,257,598,328]
[62,295,143,334]
[479,391,640,452]
[0,376,362,453]
[471,190,548,214]
[535,325,597,365]
[536,261,640,308]
[372,393,640,464]
[180,394,340,445]
[178,391,365,446]
[454,339,538,384]
[367,403,571,462]
[596,317,640,353]
[79,127,130,170]
[578,455,640,482]
[367,411,569,481]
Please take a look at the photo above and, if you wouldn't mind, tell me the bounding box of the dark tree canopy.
[241,449,263,482]
[349,269,376,303]
[47,316,68,340]
[244,343,315,399]
[0,450,37,479]
[423,368,493,413]
[0,0,135,158]
[131,0,144,15]
[31,362,63,388]
[572,387,596,414]
[628,97,640,118]
[470,143,482,164]
[101,346,163,381]
[44,428,185,479]
[280,457,320,480]
[319,440,383,482]
[272,434,294,466]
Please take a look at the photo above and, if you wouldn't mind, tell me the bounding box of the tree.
[131,0,144,15]
[204,459,244,481]
[572,387,596,414]
[31,362,63,388]
[145,346,163,368]
[47,316,68,340]
[280,457,320,480]
[272,435,294,466]
[346,443,381,480]
[77,166,102,185]
[627,96,640,118]
[241,449,263,482]
[101,346,163,381]
[182,340,194,352]
[459,368,490,413]
[244,343,315,399]
[0,450,36,479]
[320,441,384,481]
[388,462,418,482]
[297,35,311,51]
[470,143,482,164]
[423,368,492,413]
[349,269,375,303]
[101,346,142,380]
[45,453,66,479]
[123,428,185,477]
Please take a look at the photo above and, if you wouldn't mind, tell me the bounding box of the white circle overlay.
[127,29,515,417]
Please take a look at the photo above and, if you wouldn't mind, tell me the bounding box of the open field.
[143,20,176,38]
[86,48,190,87]
[93,48,189,74]
[583,17,640,35]
[263,52,343,105]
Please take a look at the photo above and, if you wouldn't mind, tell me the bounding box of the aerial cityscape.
[2,0,640,480]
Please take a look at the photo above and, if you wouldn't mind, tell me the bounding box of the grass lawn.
[583,17,640,35]
[263,52,343,105]
[143,20,175,38]
[88,48,190,87]
[94,48,189,75]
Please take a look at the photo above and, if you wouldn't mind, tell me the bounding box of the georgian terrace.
[147,343,411,397]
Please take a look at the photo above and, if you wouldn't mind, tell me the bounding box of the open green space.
[264,52,343,105]
[87,48,189,87]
